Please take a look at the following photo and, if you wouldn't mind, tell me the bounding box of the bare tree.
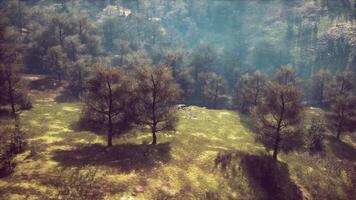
[136,64,181,145]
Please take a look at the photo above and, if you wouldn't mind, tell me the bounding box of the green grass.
[0,101,355,199]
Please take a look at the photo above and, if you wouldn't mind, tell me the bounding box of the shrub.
[305,117,325,153]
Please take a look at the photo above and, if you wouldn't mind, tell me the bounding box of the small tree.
[311,69,332,107]
[0,56,29,114]
[0,14,29,114]
[326,71,356,140]
[199,72,227,108]
[45,46,67,83]
[234,70,267,112]
[83,62,137,147]
[253,66,303,160]
[136,64,180,145]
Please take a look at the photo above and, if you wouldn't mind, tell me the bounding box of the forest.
[0,0,355,199]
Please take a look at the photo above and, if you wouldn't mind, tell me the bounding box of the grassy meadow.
[0,76,355,200]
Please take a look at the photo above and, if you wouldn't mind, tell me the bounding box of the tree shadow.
[237,112,257,133]
[52,143,171,172]
[215,151,303,200]
[326,136,356,162]
[28,76,62,91]
[0,108,11,119]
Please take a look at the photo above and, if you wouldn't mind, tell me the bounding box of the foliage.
[326,71,356,140]
[0,118,26,177]
[305,117,326,153]
[252,66,304,159]
[234,70,267,112]
[82,61,138,147]
[199,72,227,108]
[135,64,181,144]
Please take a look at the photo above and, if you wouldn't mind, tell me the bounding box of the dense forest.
[0,0,355,199]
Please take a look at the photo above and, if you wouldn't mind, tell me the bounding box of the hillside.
[0,76,355,200]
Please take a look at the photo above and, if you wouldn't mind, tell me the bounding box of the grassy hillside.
[0,76,355,200]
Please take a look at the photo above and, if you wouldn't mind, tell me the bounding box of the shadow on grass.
[237,112,257,132]
[327,136,356,162]
[215,151,303,200]
[0,185,48,199]
[0,108,11,119]
[28,76,62,91]
[52,143,171,172]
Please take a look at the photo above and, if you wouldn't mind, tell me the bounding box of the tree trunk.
[107,118,113,147]
[336,109,345,141]
[151,127,157,145]
[57,72,62,83]
[151,75,158,145]
[7,77,16,114]
[336,129,341,140]
[319,82,324,106]
[107,77,113,147]
[272,130,280,160]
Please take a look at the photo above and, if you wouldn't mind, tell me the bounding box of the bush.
[0,125,26,177]
[0,120,26,177]
[305,117,325,153]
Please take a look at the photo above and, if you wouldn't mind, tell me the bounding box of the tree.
[136,64,180,145]
[326,71,356,140]
[200,72,227,108]
[51,14,68,46]
[162,48,184,79]
[0,15,29,115]
[83,62,138,147]
[252,66,303,160]
[45,46,67,82]
[64,35,82,62]
[68,56,92,97]
[234,70,267,112]
[310,69,332,107]
[274,64,298,86]
[175,66,195,102]
[190,45,216,81]
[0,63,29,115]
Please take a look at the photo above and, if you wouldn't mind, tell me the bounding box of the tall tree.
[45,46,67,82]
[253,66,303,160]
[0,14,29,115]
[83,62,137,147]
[200,72,227,108]
[310,69,332,107]
[234,70,267,112]
[190,45,216,81]
[0,58,28,115]
[326,71,356,140]
[136,64,180,145]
